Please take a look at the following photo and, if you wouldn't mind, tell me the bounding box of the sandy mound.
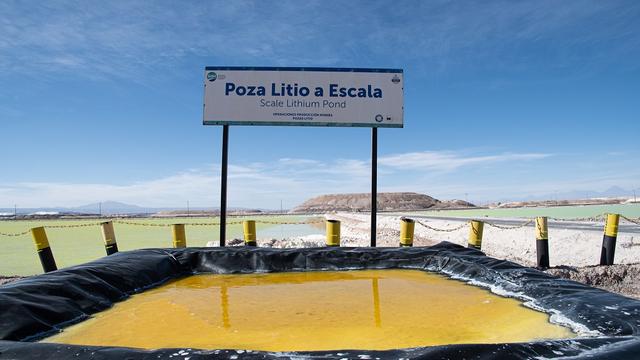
[290,192,474,213]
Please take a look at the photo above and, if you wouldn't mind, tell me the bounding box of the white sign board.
[203,67,403,127]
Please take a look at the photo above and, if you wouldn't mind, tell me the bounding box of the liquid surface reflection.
[44,269,575,351]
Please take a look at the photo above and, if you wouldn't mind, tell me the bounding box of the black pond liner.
[2,242,640,359]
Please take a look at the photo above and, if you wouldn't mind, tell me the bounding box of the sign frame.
[203,66,404,128]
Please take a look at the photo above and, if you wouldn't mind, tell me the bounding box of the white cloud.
[0,150,558,208]
[278,158,321,166]
[4,171,217,208]
[379,151,551,172]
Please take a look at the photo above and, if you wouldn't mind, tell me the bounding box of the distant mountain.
[0,201,273,215]
[481,186,635,206]
[522,186,633,202]
[592,186,633,198]
[0,206,71,215]
[71,201,146,214]
[0,202,142,215]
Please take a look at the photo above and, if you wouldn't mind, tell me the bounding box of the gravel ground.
[322,213,639,268]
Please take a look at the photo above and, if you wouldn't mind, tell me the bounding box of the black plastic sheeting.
[2,242,640,359]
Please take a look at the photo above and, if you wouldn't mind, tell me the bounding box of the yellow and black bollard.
[535,217,550,268]
[172,224,187,248]
[100,221,119,255]
[600,213,620,265]
[243,220,257,246]
[399,217,415,247]
[468,220,484,250]
[326,219,340,247]
[30,226,57,273]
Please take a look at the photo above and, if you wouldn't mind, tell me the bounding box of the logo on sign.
[391,75,401,84]
[375,114,384,122]
[207,72,217,82]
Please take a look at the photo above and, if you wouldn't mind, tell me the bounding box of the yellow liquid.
[44,270,575,351]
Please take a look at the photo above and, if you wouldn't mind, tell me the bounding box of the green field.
[403,204,640,219]
[0,216,309,276]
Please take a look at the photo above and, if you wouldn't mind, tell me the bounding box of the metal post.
[220,125,229,247]
[30,227,57,273]
[371,127,377,247]
[100,221,119,255]
[399,217,415,247]
[468,220,484,250]
[172,224,187,248]
[243,220,257,246]
[600,213,619,265]
[326,220,341,247]
[535,217,550,268]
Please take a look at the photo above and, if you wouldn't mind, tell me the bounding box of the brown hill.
[290,192,474,213]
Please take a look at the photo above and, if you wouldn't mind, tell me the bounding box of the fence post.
[326,220,340,247]
[30,226,57,273]
[399,217,415,247]
[468,220,484,250]
[100,221,119,255]
[535,216,550,268]
[243,220,257,246]
[172,224,186,248]
[600,213,620,265]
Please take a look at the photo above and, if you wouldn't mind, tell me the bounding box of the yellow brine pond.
[44,269,575,351]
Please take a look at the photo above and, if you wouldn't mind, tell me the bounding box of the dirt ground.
[0,276,23,286]
[545,264,640,299]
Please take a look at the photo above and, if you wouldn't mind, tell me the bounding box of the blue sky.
[1,0,639,209]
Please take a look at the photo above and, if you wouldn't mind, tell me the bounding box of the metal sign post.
[371,128,377,247]
[204,67,403,247]
[219,125,229,247]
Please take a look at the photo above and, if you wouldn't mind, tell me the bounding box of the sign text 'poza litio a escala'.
[203,67,403,128]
